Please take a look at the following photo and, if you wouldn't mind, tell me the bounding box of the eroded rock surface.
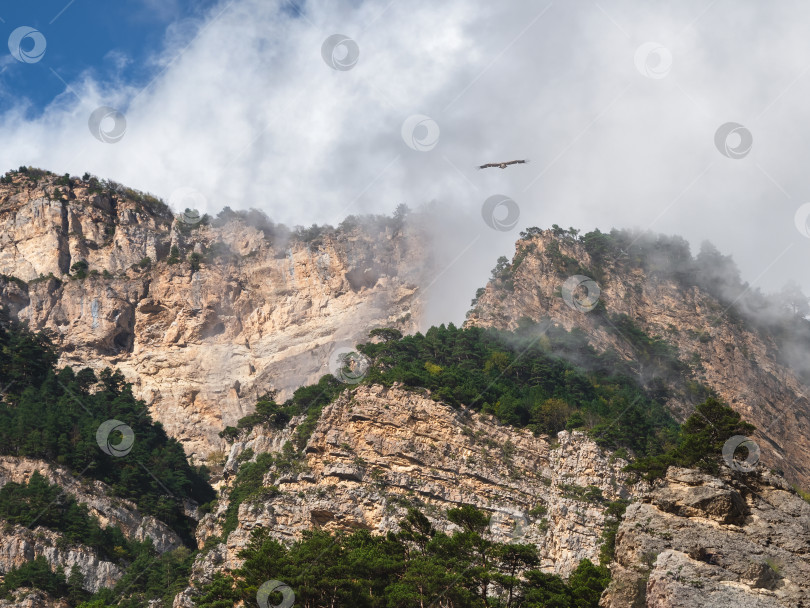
[0,456,183,552]
[600,467,810,607]
[466,229,810,487]
[0,524,121,593]
[176,384,642,605]
[0,174,430,462]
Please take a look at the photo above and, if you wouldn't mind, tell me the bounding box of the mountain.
[466,226,810,487]
[0,168,428,462]
[0,168,809,607]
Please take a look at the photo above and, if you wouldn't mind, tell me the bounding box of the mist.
[2,0,810,326]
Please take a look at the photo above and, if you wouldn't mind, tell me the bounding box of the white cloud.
[1,0,810,324]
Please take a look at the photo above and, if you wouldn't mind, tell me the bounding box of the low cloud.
[1,0,809,324]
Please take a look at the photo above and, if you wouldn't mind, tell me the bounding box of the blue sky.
[0,0,218,114]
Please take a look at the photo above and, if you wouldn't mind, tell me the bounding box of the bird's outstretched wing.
[477,160,529,169]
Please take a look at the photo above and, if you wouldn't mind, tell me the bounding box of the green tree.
[627,397,756,479]
[67,565,87,605]
[71,260,89,279]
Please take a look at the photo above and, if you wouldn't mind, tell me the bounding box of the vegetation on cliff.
[356,321,680,458]
[229,320,681,460]
[0,472,137,563]
[0,308,215,542]
[626,396,757,480]
[194,505,610,608]
[525,226,810,385]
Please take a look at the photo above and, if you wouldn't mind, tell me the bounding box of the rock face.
[600,467,810,607]
[0,588,69,608]
[0,456,186,597]
[465,229,810,487]
[0,456,183,553]
[0,524,122,593]
[176,383,640,605]
[5,175,810,608]
[0,172,430,462]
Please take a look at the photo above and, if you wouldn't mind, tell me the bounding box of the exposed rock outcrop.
[0,524,121,593]
[177,383,642,605]
[600,467,810,607]
[0,457,183,553]
[0,173,430,462]
[0,588,69,608]
[466,229,810,487]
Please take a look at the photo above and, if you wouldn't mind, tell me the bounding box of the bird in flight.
[477,159,529,170]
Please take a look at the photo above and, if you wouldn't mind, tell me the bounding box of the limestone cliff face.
[0,524,121,594]
[174,383,642,605]
[5,174,810,607]
[0,172,429,462]
[600,467,810,607]
[0,588,68,607]
[0,176,171,281]
[0,456,187,598]
[465,229,810,487]
[0,457,182,553]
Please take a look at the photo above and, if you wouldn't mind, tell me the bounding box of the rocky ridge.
[465,229,810,487]
[0,588,68,608]
[3,174,810,607]
[0,456,187,598]
[0,456,183,553]
[601,466,810,607]
[0,524,121,594]
[0,172,430,462]
[175,383,642,605]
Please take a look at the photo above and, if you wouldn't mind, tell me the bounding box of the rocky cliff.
[0,457,183,553]
[465,229,810,487]
[0,170,430,462]
[601,466,810,607]
[3,172,810,607]
[0,524,121,594]
[175,383,641,605]
[0,588,68,607]
[0,456,188,598]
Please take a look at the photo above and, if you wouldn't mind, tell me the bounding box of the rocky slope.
[0,588,69,607]
[175,383,641,605]
[465,229,810,487]
[0,457,183,553]
[601,466,810,607]
[0,171,430,462]
[0,456,188,597]
[3,172,810,607]
[0,524,121,594]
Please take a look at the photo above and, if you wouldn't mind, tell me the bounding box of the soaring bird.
[477,159,529,170]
